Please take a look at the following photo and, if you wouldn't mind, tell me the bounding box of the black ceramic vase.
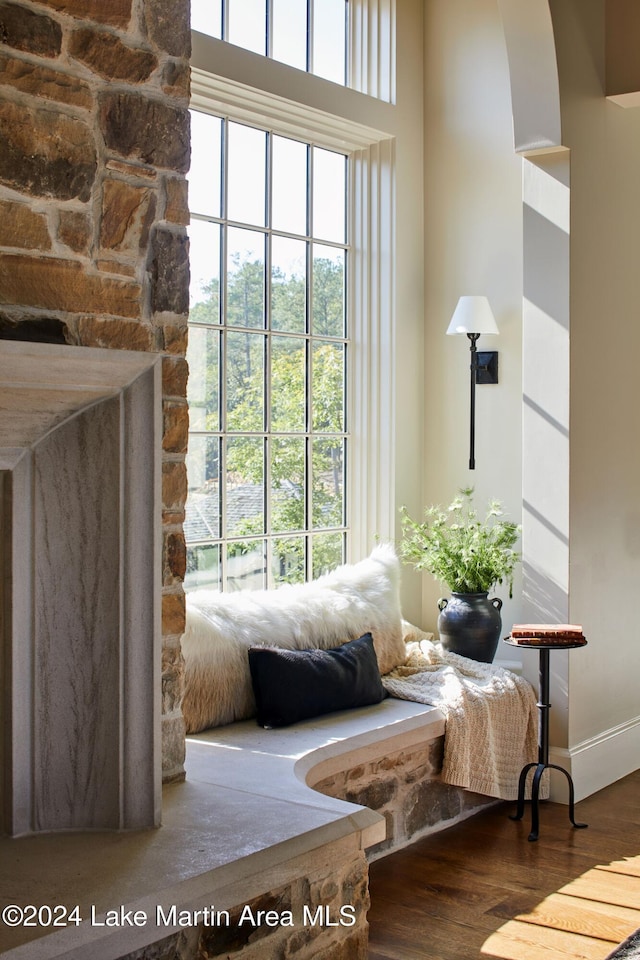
[437,592,503,663]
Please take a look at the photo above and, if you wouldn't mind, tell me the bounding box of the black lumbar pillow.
[248,632,386,728]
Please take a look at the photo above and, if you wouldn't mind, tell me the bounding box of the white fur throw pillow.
[181,544,407,733]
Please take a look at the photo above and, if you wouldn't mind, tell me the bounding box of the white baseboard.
[548,714,640,802]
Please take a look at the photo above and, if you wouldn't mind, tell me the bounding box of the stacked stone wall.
[312,738,495,858]
[118,851,370,960]
[0,0,191,780]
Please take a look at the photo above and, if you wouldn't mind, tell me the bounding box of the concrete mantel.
[0,341,162,454]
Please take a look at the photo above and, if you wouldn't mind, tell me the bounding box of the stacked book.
[508,624,587,646]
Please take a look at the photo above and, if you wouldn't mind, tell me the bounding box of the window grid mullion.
[307,0,313,75]
[263,434,270,585]
[220,433,228,587]
[192,323,348,350]
[221,0,228,42]
[219,115,229,586]
[305,139,314,581]
[264,131,272,584]
[266,0,273,60]
[305,435,312,580]
[307,146,314,338]
[308,145,314,255]
[343,0,349,87]
[190,215,349,257]
[263,330,271,518]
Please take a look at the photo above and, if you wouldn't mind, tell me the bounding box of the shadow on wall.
[521,155,571,626]
[522,559,570,624]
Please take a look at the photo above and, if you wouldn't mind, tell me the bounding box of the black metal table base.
[509,760,588,842]
[505,640,589,842]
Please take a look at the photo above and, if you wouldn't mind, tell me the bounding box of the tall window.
[190,0,348,85]
[186,111,349,592]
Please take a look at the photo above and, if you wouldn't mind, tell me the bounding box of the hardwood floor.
[368,770,640,960]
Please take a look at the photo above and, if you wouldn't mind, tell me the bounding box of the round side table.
[504,636,589,842]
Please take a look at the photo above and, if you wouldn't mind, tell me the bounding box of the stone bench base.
[312,737,494,860]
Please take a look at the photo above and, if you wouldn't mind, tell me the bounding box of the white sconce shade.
[446,296,499,336]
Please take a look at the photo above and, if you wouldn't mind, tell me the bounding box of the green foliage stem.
[400,488,521,596]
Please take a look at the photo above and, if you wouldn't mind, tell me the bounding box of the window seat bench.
[185,697,449,861]
[0,698,496,960]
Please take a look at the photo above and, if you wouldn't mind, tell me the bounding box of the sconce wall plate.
[476,350,499,384]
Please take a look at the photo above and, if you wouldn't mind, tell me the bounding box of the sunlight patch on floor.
[481,855,640,960]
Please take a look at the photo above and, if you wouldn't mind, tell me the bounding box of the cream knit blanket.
[382,639,539,800]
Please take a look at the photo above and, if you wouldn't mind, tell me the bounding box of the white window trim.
[190,42,396,564]
[349,0,396,103]
[349,138,395,558]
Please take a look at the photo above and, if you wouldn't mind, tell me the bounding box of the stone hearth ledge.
[0,699,444,959]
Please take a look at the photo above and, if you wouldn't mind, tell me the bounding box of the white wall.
[421,0,524,642]
[422,0,640,799]
[551,0,640,796]
[391,0,426,624]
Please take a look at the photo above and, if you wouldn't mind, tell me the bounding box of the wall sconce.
[446,296,499,470]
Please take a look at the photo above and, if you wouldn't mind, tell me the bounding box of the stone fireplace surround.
[0,340,161,836]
